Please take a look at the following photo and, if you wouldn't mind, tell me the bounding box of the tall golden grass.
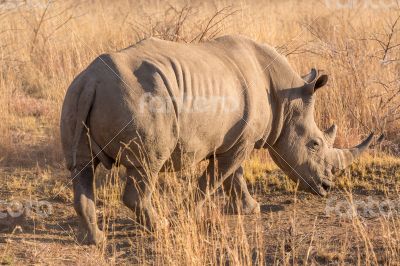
[1,0,399,165]
[1,0,400,264]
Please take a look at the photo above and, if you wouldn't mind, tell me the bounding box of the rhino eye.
[308,139,321,151]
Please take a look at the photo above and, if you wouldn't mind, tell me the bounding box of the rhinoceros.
[60,35,373,245]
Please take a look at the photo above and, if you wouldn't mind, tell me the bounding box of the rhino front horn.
[334,133,374,170]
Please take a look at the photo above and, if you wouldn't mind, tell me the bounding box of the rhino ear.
[302,68,318,83]
[302,69,328,95]
[314,74,328,91]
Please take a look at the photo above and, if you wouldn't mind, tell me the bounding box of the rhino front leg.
[123,167,165,231]
[72,165,105,245]
[195,144,251,214]
[223,166,260,215]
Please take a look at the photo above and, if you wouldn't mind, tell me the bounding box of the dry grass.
[2,154,400,264]
[1,0,400,265]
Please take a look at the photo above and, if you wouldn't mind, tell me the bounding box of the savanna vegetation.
[1,0,400,264]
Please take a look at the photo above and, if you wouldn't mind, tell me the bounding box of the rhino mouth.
[314,178,334,197]
[299,175,334,197]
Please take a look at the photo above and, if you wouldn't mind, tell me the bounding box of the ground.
[1,155,399,265]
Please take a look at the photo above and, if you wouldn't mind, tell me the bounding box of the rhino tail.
[71,78,114,170]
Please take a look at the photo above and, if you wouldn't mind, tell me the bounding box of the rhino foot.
[77,227,105,246]
[141,213,169,231]
[129,206,169,232]
[224,198,260,215]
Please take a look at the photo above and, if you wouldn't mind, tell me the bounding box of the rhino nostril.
[321,182,330,191]
[331,167,338,176]
[321,179,334,192]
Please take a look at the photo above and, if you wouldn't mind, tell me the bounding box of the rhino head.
[268,68,373,196]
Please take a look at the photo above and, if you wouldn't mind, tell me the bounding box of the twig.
[30,0,51,55]
[368,14,400,64]
[190,6,239,43]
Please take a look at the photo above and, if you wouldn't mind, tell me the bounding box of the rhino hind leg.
[123,167,166,231]
[222,166,260,215]
[72,162,105,245]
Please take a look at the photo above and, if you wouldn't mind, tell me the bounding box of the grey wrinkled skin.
[60,35,373,245]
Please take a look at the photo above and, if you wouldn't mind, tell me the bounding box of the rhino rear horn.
[324,124,337,146]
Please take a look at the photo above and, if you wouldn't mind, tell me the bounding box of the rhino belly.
[88,84,179,169]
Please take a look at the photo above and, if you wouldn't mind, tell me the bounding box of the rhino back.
[87,36,271,168]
